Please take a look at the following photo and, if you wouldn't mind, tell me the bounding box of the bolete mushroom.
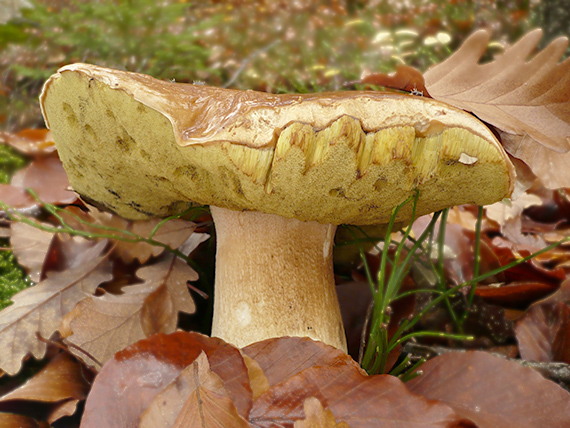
[40,64,515,352]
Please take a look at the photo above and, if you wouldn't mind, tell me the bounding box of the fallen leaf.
[241,353,270,400]
[243,337,363,388]
[0,352,89,403]
[0,129,56,155]
[40,234,105,278]
[515,301,570,363]
[65,255,197,368]
[424,29,570,188]
[0,241,111,375]
[0,352,89,423]
[250,364,468,428]
[80,332,252,428]
[407,351,570,428]
[11,157,76,205]
[474,282,558,307]
[0,413,49,428]
[10,222,54,283]
[294,397,351,428]
[140,352,251,428]
[485,193,543,233]
[114,219,196,264]
[58,206,201,264]
[360,65,428,95]
[0,184,35,209]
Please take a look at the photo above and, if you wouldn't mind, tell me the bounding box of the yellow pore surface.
[44,72,512,225]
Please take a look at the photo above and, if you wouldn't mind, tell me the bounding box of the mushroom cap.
[41,63,515,225]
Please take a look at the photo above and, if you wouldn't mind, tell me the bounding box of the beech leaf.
[294,397,351,428]
[0,241,110,375]
[407,351,570,428]
[0,129,56,155]
[10,157,76,205]
[140,352,251,428]
[65,255,197,368]
[243,337,363,388]
[515,301,570,363]
[0,413,49,428]
[0,184,35,209]
[424,29,570,188]
[10,221,54,283]
[80,332,252,428]
[250,364,467,428]
[360,65,428,95]
[0,352,89,403]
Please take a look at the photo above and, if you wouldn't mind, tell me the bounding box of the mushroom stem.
[210,206,347,351]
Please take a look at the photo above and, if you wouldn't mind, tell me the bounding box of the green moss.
[0,239,33,310]
[0,144,28,184]
[0,145,31,309]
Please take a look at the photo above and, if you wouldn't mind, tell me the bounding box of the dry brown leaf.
[0,241,111,375]
[241,353,270,400]
[0,352,88,403]
[11,157,76,205]
[0,352,89,423]
[407,351,570,428]
[0,184,35,209]
[114,219,197,264]
[360,65,428,95]
[81,333,252,428]
[250,364,467,428]
[59,206,200,264]
[0,413,49,428]
[294,397,351,428]
[65,255,197,368]
[10,222,54,283]
[243,337,363,388]
[140,353,250,428]
[425,29,570,188]
[0,129,56,155]
[47,399,81,424]
[515,301,570,363]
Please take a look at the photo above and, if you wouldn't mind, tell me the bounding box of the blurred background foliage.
[0,0,561,133]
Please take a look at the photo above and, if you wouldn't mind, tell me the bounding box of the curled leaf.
[425,29,570,188]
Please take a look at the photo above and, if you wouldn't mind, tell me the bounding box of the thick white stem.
[210,206,347,351]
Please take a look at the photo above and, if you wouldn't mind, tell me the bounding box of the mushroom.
[40,64,515,352]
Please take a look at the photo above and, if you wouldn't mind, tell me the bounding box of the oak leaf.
[0,241,111,375]
[65,255,197,368]
[424,29,570,188]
